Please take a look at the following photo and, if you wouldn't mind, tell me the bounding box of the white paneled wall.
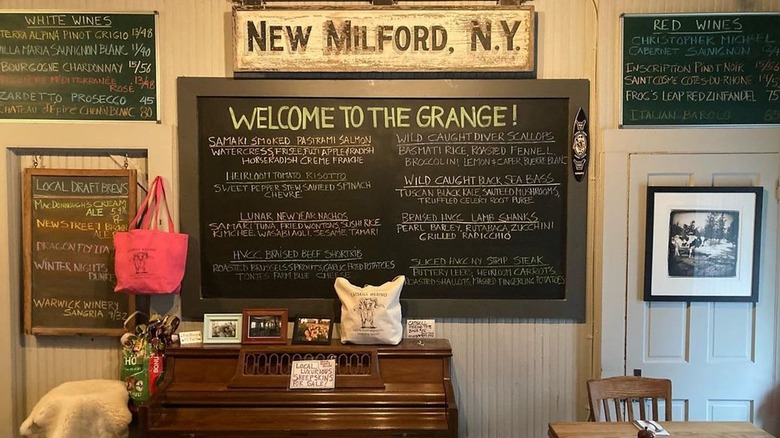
[8,0,775,437]
[16,153,148,417]
[440,319,581,437]
[3,1,592,436]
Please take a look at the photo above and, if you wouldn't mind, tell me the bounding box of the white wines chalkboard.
[0,12,158,121]
[178,78,588,320]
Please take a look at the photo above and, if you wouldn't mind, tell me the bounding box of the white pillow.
[335,275,404,345]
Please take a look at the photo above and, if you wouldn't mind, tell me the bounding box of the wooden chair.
[587,376,672,422]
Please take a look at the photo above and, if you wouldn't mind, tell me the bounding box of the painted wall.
[0,1,777,437]
[595,1,780,435]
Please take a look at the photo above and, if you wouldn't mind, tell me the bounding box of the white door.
[624,153,778,427]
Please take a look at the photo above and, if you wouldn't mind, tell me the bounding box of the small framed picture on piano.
[291,317,333,345]
[203,313,242,344]
[242,308,288,345]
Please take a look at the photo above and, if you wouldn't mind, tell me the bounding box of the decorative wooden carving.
[228,346,384,388]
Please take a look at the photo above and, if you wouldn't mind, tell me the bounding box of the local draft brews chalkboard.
[24,169,136,336]
[622,13,780,126]
[0,12,158,121]
[178,78,588,319]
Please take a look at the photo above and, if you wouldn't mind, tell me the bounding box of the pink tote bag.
[114,177,188,294]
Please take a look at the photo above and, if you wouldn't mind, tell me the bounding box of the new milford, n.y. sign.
[233,7,535,73]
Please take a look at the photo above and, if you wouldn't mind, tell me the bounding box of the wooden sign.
[24,169,137,336]
[0,12,158,121]
[233,7,535,73]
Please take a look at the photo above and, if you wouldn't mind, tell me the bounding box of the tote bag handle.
[129,176,175,232]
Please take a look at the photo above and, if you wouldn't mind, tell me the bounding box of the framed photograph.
[203,313,242,344]
[644,186,763,302]
[241,308,288,344]
[291,317,334,345]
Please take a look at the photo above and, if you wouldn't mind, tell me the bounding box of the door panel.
[645,302,686,362]
[625,153,778,424]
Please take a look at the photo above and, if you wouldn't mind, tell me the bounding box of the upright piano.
[138,339,458,437]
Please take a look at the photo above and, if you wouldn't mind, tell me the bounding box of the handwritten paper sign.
[177,331,202,345]
[407,319,436,338]
[289,359,336,389]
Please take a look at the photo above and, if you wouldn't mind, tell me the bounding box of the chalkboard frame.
[23,168,137,336]
[178,78,588,321]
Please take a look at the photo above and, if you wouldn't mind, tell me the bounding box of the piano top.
[165,338,453,357]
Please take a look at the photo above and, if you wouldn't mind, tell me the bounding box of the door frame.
[599,128,780,381]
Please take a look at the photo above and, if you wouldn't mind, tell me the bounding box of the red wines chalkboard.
[24,169,136,336]
[178,78,588,320]
[622,13,780,126]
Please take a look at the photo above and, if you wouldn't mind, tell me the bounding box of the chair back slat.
[587,376,672,422]
[602,400,612,421]
[617,399,627,422]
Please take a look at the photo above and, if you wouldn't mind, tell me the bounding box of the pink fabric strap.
[129,176,176,232]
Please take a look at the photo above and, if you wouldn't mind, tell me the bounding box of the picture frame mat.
[645,187,762,301]
[203,313,242,344]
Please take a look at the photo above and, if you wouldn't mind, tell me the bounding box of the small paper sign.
[289,359,336,389]
[406,319,435,338]
[178,331,202,345]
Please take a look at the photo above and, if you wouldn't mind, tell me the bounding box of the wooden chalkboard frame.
[178,78,588,321]
[23,168,137,336]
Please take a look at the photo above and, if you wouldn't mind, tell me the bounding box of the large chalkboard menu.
[178,78,588,319]
[24,169,136,336]
[0,12,157,121]
[622,13,780,126]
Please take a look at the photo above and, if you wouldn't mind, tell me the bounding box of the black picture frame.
[644,186,763,302]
